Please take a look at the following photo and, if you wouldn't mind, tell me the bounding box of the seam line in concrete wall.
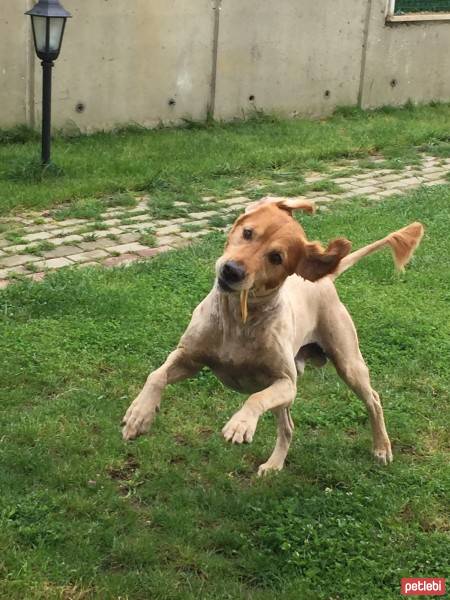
[208,0,222,118]
[358,0,373,108]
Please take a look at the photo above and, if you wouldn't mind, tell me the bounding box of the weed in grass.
[208,215,228,228]
[0,124,40,144]
[182,223,203,233]
[82,233,97,242]
[119,218,134,226]
[306,179,344,194]
[106,233,119,241]
[139,232,157,247]
[24,241,55,255]
[4,229,26,244]
[106,192,138,208]
[33,217,46,225]
[53,199,104,221]
[6,157,64,183]
[23,262,38,273]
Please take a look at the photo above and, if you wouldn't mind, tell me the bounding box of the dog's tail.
[330,222,424,280]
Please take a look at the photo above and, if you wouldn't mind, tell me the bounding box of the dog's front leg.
[222,377,296,457]
[122,348,202,440]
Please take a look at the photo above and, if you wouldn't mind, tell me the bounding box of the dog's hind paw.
[257,460,284,477]
[222,408,258,444]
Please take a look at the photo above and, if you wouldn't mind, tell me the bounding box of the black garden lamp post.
[25,0,71,165]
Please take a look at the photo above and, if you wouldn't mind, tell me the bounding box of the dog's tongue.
[240,289,249,323]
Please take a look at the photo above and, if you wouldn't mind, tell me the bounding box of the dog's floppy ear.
[245,196,315,215]
[295,238,352,281]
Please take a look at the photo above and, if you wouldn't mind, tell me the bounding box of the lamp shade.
[26,0,71,61]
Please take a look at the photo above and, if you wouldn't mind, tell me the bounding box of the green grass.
[0,186,449,599]
[2,103,450,215]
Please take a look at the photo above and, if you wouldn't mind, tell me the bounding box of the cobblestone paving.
[1,153,449,289]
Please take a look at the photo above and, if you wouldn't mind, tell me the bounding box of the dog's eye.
[268,251,283,265]
[243,228,253,240]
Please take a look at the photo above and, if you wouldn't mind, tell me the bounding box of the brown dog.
[122,198,424,475]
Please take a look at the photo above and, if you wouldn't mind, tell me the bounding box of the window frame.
[386,0,450,22]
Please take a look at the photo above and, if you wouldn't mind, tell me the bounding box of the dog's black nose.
[221,260,246,283]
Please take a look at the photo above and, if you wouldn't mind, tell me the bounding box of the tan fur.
[123,199,424,475]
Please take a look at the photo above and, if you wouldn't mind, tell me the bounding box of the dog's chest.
[199,330,281,393]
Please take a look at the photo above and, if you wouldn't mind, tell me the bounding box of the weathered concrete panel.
[361,0,450,108]
[34,0,215,131]
[213,0,367,120]
[0,1,31,127]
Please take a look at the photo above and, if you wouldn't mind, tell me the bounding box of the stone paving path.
[1,153,449,290]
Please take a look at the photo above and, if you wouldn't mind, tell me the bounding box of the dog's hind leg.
[322,305,392,465]
[257,407,294,476]
[122,348,202,441]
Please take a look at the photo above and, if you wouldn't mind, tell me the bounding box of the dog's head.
[216,197,351,295]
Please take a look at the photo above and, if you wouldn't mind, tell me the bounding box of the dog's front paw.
[122,400,158,441]
[373,439,393,465]
[222,408,258,444]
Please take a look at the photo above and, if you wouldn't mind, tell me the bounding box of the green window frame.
[395,0,450,13]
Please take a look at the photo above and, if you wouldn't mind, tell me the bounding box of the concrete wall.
[213,0,368,119]
[2,0,450,130]
[360,0,450,108]
[0,1,33,127]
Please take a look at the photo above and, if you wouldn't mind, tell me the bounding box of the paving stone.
[103,253,139,267]
[312,196,337,204]
[49,235,84,246]
[421,166,444,174]
[156,224,181,236]
[393,177,422,188]
[353,178,379,187]
[422,179,448,186]
[78,238,119,251]
[135,247,162,258]
[156,245,173,253]
[106,242,148,254]
[57,218,86,227]
[222,204,247,213]
[189,210,218,219]
[338,183,358,191]
[0,268,9,279]
[68,249,110,263]
[34,257,74,270]
[29,272,46,282]
[376,173,404,183]
[5,266,28,277]
[422,171,449,181]
[0,254,39,268]
[42,245,82,259]
[156,235,178,247]
[22,231,52,243]
[77,261,103,268]
[179,230,208,240]
[174,201,188,206]
[0,279,9,290]
[115,233,140,244]
[119,223,156,234]
[375,189,402,198]
[126,214,151,222]
[102,218,121,226]
[352,185,381,195]
[0,239,10,249]
[220,196,250,206]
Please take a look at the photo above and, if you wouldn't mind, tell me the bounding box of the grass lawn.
[0,186,449,599]
[2,103,450,216]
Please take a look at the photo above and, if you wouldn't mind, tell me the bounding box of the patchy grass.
[0,186,449,599]
[2,103,450,215]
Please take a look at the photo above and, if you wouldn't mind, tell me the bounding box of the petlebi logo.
[401,578,446,596]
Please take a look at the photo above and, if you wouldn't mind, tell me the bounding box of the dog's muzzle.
[218,260,246,292]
